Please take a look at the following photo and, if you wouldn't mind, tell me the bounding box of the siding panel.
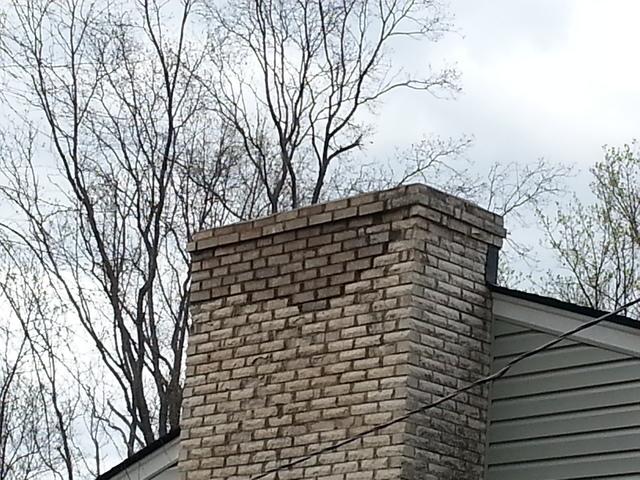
[491,359,640,399]
[489,452,640,480]
[487,319,640,479]
[490,405,640,442]
[493,344,626,375]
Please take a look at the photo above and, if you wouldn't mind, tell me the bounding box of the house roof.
[96,429,180,480]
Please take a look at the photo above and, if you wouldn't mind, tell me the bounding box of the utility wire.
[250,296,640,480]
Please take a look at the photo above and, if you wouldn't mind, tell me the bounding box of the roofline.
[489,284,639,330]
[96,429,180,480]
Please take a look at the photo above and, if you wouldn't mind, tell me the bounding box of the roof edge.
[96,429,180,480]
[489,284,639,330]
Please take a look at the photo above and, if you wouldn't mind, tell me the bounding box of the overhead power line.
[250,296,640,480]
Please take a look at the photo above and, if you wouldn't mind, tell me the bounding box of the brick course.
[181,184,505,480]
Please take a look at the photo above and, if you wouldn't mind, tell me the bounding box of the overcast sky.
[376,0,640,188]
[368,0,640,278]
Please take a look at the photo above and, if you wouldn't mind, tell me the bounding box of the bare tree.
[0,241,85,480]
[0,323,39,480]
[0,0,240,455]
[204,0,459,213]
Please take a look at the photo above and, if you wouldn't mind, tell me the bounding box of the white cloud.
[374,0,640,175]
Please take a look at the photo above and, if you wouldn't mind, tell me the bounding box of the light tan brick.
[183,185,504,480]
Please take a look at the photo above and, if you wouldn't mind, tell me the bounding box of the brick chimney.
[180,184,505,480]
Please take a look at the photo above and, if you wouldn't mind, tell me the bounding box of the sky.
[369,0,640,278]
[377,0,640,177]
